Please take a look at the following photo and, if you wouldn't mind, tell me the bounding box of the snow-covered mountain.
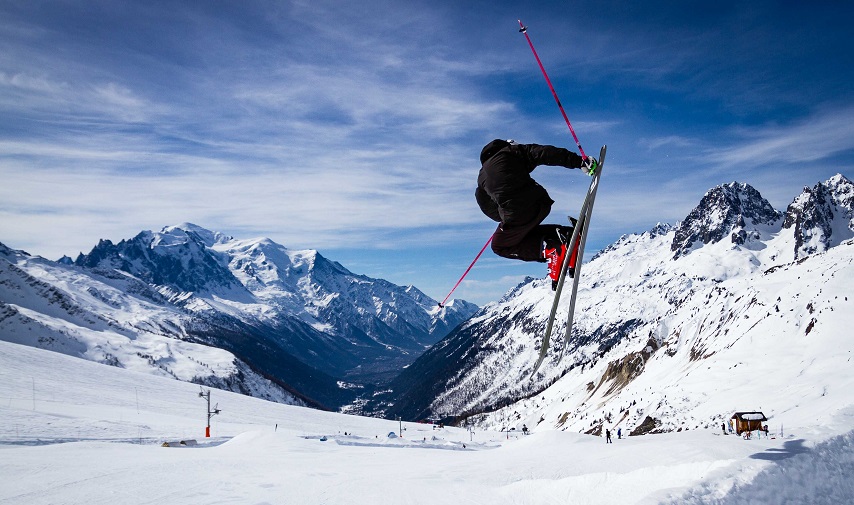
[670,181,782,259]
[784,173,854,258]
[0,224,477,410]
[0,241,309,406]
[375,175,854,435]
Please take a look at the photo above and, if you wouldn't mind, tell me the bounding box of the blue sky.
[1,0,852,306]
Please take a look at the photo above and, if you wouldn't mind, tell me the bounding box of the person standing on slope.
[475,139,596,287]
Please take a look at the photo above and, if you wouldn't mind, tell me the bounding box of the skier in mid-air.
[475,139,596,284]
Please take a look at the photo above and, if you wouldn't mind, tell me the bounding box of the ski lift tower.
[198,387,221,438]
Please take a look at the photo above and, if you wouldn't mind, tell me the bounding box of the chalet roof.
[731,411,767,421]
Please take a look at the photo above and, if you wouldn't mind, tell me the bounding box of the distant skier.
[476,139,596,286]
[605,429,612,443]
[617,427,621,439]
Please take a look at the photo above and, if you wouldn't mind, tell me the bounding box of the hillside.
[376,175,854,437]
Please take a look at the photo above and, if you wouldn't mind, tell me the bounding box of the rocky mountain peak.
[160,223,233,248]
[783,173,854,258]
[826,173,854,214]
[74,225,247,297]
[670,182,782,258]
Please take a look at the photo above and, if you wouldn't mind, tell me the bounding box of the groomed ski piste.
[1,340,852,504]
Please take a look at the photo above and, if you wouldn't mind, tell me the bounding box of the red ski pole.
[438,234,493,308]
[518,20,589,161]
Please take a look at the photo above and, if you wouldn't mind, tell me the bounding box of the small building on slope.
[731,411,768,435]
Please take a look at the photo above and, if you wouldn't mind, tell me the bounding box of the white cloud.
[0,1,516,262]
[719,106,854,166]
[91,82,152,122]
[645,135,698,151]
[0,71,64,94]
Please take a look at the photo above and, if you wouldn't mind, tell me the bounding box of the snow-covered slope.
[0,224,478,410]
[379,175,854,439]
[2,339,852,505]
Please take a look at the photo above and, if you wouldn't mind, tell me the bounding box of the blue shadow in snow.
[750,438,810,461]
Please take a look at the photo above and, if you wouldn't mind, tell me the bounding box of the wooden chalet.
[731,411,768,435]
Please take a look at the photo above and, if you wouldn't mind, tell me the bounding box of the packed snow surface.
[1,340,851,504]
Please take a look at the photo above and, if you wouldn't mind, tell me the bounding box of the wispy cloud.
[644,135,698,152]
[0,1,510,262]
[718,107,854,166]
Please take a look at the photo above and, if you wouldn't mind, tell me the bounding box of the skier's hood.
[480,139,511,164]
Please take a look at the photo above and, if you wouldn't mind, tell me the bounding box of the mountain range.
[370,174,854,436]
[2,174,852,432]
[0,224,477,410]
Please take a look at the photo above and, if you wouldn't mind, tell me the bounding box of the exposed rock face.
[671,182,782,259]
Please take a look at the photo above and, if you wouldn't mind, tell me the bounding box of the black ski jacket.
[476,141,583,226]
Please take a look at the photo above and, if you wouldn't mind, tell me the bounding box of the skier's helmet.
[480,139,511,164]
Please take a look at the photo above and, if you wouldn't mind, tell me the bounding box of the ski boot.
[545,218,583,290]
[545,243,567,291]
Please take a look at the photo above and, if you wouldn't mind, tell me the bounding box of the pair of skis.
[530,145,606,377]
[518,20,606,377]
